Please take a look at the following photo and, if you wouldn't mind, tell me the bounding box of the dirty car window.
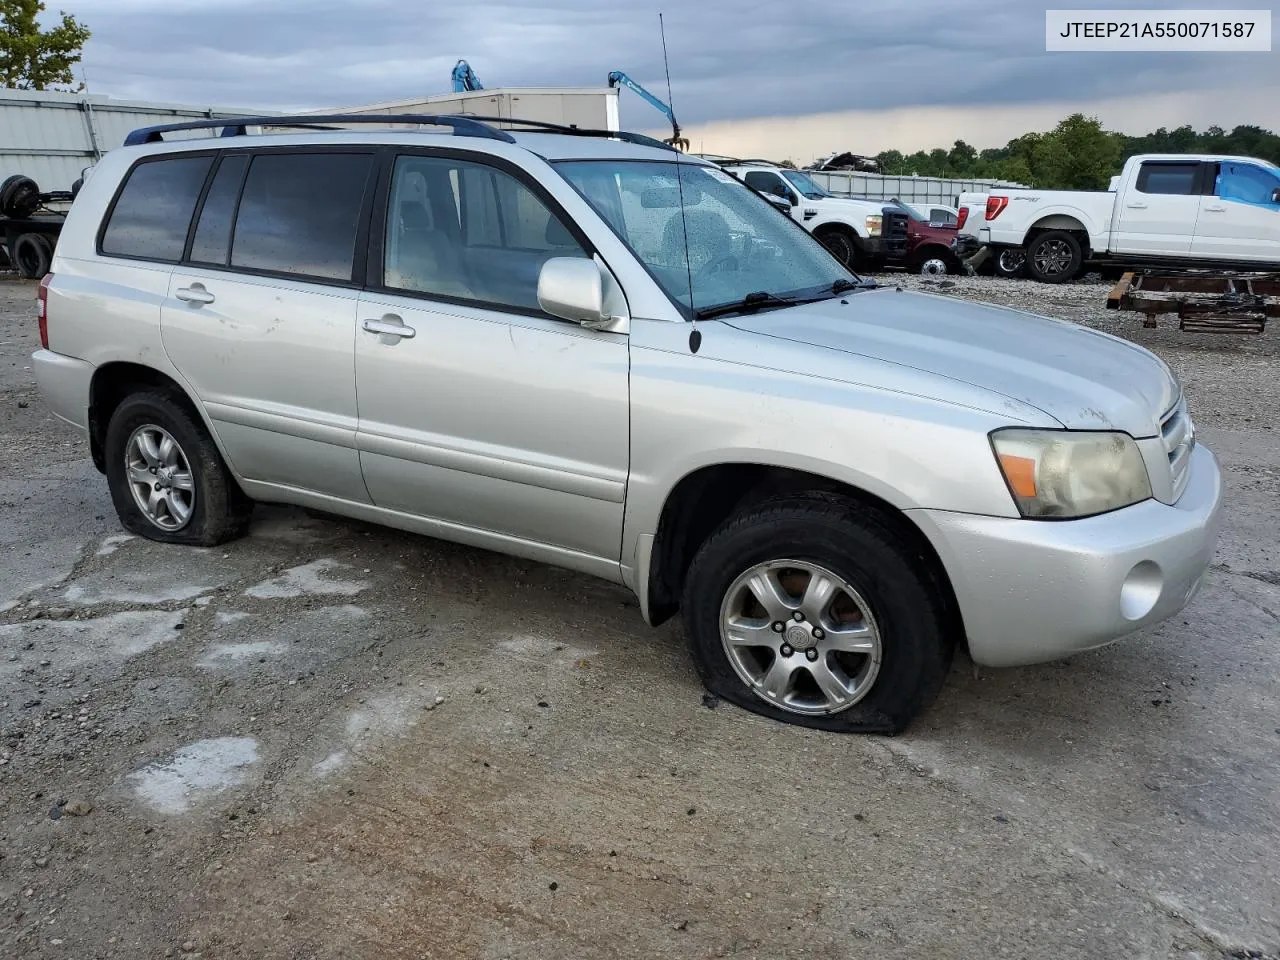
[556,160,852,317]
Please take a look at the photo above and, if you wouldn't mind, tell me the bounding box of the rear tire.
[1026,231,1083,284]
[913,248,954,275]
[681,493,953,733]
[104,390,253,547]
[13,232,51,279]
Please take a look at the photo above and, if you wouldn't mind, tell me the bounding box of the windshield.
[782,170,832,199]
[556,160,855,318]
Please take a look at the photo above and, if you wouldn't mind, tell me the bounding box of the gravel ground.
[1,274,1278,960]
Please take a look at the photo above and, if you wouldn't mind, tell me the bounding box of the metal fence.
[806,170,1027,208]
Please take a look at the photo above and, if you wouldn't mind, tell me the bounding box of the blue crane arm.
[607,71,676,124]
[452,60,484,93]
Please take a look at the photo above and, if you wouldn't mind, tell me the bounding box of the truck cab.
[714,160,909,270]
[958,154,1280,283]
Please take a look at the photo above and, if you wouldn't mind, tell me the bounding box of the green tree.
[0,0,90,91]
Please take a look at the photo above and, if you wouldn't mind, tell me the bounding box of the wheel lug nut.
[806,649,819,662]
[771,621,785,633]
[153,482,162,491]
[813,628,825,640]
[792,611,804,622]
[780,645,793,657]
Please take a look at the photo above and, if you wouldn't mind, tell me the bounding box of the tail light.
[956,206,969,230]
[37,272,53,350]
[985,195,1009,220]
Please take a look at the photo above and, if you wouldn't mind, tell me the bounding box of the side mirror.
[761,192,792,213]
[1272,186,1280,204]
[538,257,611,329]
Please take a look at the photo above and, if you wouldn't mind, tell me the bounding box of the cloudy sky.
[68,0,1280,162]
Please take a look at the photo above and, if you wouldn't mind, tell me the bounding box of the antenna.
[660,13,700,353]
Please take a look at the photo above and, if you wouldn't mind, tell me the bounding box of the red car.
[883,200,963,275]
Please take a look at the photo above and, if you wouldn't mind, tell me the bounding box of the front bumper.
[911,443,1223,667]
[951,235,982,259]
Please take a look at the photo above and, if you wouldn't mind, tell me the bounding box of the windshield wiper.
[694,290,797,321]
[833,277,877,293]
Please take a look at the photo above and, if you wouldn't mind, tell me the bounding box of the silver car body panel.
[36,126,1223,669]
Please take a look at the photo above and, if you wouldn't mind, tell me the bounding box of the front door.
[354,151,630,565]
[161,149,376,503]
[1112,160,1203,256]
[1191,160,1280,263]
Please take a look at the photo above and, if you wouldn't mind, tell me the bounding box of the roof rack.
[123,113,517,146]
[455,116,677,152]
[122,112,679,152]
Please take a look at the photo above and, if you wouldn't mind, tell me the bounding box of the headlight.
[864,215,882,237]
[991,429,1152,519]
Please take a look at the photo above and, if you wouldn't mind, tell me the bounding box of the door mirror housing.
[538,257,625,331]
[761,192,793,214]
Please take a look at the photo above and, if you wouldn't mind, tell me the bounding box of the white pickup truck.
[956,153,1280,283]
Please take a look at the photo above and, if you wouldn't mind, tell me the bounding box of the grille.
[881,210,910,257]
[1160,394,1195,501]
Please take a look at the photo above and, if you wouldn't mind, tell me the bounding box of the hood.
[725,289,1176,437]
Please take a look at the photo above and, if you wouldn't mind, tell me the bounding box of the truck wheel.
[993,248,1026,279]
[1026,231,1083,283]
[814,226,856,268]
[104,390,253,547]
[12,232,51,279]
[0,174,41,220]
[914,248,953,275]
[682,493,953,734]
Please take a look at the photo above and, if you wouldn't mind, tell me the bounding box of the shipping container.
[317,87,620,133]
[0,87,270,196]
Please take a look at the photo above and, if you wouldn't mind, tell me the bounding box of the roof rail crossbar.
[123,113,518,147]
[453,115,678,152]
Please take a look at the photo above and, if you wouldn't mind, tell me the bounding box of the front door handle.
[361,315,416,340]
[1203,204,1227,212]
[1125,202,1148,210]
[175,284,215,305]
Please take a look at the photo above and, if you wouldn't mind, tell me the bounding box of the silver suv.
[33,114,1223,733]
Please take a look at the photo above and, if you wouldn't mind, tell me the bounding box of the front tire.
[104,390,253,546]
[682,494,953,733]
[814,226,856,268]
[993,248,1026,279]
[1026,231,1083,284]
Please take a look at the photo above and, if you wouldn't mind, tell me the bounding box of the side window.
[189,154,248,265]
[383,155,588,312]
[100,155,213,261]
[231,152,374,282]
[1135,162,1200,196]
[1216,163,1280,206]
[743,171,785,196]
[932,208,958,226]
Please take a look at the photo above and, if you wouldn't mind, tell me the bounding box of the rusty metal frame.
[1106,270,1279,334]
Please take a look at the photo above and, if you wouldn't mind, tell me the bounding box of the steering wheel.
[694,253,739,279]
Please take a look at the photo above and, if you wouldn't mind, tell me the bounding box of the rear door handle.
[1125,202,1148,209]
[362,315,416,340]
[1203,204,1227,212]
[175,284,215,305]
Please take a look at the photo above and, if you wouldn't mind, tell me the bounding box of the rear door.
[1190,160,1280,263]
[161,148,376,503]
[353,150,630,565]
[1112,160,1202,256]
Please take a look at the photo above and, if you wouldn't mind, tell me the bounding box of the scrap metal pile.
[1106,270,1280,334]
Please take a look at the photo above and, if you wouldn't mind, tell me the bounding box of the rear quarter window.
[99,155,213,261]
